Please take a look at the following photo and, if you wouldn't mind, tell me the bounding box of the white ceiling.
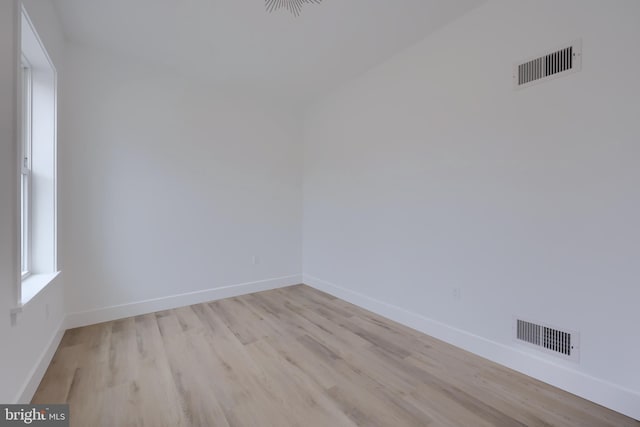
[53,0,484,104]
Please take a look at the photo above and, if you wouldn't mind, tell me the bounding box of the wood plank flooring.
[33,285,639,427]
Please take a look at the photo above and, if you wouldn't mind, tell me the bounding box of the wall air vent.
[515,318,580,362]
[514,40,582,89]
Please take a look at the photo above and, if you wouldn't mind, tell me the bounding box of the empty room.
[1,0,639,425]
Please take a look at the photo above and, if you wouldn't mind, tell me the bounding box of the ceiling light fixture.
[266,0,322,17]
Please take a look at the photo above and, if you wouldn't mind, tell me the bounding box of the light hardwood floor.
[33,285,638,427]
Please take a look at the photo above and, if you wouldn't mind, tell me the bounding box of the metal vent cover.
[514,40,582,89]
[515,318,580,362]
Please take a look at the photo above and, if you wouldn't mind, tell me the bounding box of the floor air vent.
[515,318,580,362]
[514,40,582,89]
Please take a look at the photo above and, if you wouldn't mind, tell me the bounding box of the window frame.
[21,58,33,281]
[17,5,60,308]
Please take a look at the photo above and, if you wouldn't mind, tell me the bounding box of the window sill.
[21,271,60,306]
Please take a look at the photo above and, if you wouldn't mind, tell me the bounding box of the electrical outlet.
[252,255,260,265]
[453,288,462,301]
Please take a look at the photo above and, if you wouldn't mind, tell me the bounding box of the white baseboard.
[303,274,640,421]
[65,274,302,330]
[15,319,66,404]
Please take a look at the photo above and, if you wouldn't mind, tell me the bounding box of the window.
[21,60,32,280]
[18,7,59,306]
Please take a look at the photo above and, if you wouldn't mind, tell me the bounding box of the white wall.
[303,0,640,418]
[60,45,303,320]
[0,0,66,404]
